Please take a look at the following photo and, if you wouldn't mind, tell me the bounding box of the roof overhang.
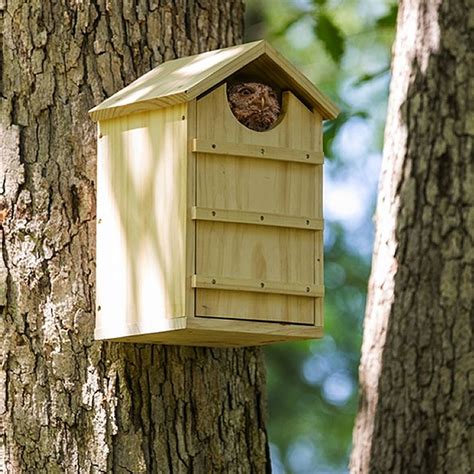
[89,40,339,122]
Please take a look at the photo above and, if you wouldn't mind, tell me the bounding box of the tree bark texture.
[0,1,271,472]
[351,0,473,472]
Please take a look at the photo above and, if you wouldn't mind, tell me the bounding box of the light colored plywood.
[95,316,323,346]
[89,41,265,121]
[196,84,321,149]
[312,114,324,324]
[185,100,197,318]
[195,290,315,324]
[96,103,189,339]
[187,317,322,342]
[195,84,321,217]
[192,275,324,297]
[192,139,323,164]
[89,40,339,121]
[192,83,325,327]
[191,207,323,231]
[195,222,314,323]
[95,317,188,341]
[313,110,324,220]
[196,222,314,282]
[95,54,328,344]
[314,230,324,326]
[196,154,318,217]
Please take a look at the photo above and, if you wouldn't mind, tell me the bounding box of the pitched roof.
[89,40,339,121]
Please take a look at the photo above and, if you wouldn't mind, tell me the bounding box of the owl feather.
[227,82,280,132]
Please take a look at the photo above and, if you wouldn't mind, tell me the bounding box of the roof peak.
[89,40,339,122]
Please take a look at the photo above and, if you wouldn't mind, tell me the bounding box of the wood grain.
[193,83,324,327]
[191,206,323,230]
[191,275,324,297]
[95,67,326,344]
[192,139,323,164]
[95,316,323,346]
[96,104,189,338]
[89,40,339,121]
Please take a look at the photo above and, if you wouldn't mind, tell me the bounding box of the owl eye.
[240,87,252,95]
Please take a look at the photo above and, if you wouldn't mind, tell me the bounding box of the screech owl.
[227,82,281,132]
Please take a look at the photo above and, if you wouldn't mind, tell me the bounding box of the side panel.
[95,104,188,339]
[185,100,197,319]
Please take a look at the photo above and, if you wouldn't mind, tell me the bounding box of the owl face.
[227,82,281,132]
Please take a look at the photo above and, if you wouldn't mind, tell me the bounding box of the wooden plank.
[192,275,324,297]
[196,290,315,324]
[196,86,322,218]
[96,104,188,340]
[186,42,266,100]
[89,93,189,121]
[95,316,323,346]
[187,317,323,339]
[196,153,318,217]
[195,222,315,324]
[196,222,314,285]
[312,112,324,325]
[191,206,323,230]
[89,40,339,122]
[193,86,324,326]
[197,85,321,148]
[89,41,265,121]
[185,100,197,318]
[192,138,323,164]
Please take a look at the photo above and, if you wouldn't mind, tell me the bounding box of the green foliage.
[314,12,345,64]
[244,0,397,472]
[375,4,398,29]
[322,108,368,160]
[271,12,308,38]
[353,67,390,87]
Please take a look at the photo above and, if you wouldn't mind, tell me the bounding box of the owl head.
[227,82,281,132]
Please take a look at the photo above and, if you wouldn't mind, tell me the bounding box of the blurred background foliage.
[244,1,397,472]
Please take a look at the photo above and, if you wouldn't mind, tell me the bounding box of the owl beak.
[261,97,265,108]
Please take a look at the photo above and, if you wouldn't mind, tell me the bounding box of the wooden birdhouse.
[89,40,339,346]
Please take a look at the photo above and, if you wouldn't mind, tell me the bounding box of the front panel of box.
[191,84,324,326]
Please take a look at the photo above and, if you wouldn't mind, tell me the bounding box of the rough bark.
[351,0,473,472]
[0,1,270,472]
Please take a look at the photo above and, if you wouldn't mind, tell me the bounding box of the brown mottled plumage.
[227,82,280,132]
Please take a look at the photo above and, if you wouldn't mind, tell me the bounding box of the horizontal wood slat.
[191,207,323,230]
[192,275,324,298]
[192,138,323,164]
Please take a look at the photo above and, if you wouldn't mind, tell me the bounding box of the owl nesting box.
[89,40,339,347]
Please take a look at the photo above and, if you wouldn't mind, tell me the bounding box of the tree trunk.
[351,0,472,472]
[0,1,270,472]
